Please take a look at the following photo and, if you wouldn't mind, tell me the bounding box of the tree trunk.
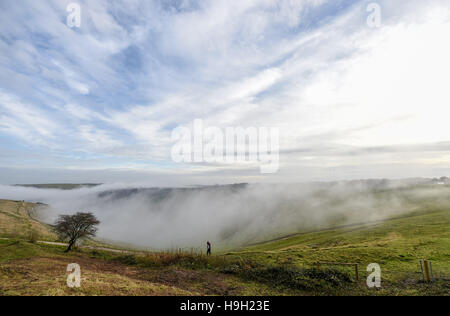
[65,240,75,253]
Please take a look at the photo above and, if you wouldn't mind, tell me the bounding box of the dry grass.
[0,256,197,296]
[0,200,253,296]
[0,239,286,296]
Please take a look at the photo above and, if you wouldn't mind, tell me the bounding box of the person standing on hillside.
[206,241,211,256]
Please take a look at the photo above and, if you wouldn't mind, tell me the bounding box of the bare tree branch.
[53,212,100,252]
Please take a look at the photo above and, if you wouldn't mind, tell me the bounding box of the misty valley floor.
[0,199,449,296]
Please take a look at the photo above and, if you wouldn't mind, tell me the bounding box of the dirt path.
[37,240,145,255]
[0,237,143,255]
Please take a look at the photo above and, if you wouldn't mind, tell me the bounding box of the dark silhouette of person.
[207,241,211,256]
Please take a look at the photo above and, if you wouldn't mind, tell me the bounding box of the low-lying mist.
[1,180,450,250]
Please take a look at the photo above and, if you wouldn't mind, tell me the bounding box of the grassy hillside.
[232,209,450,295]
[0,200,57,241]
[0,239,291,296]
[0,199,448,296]
[0,200,286,296]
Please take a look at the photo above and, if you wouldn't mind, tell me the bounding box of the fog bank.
[1,180,449,249]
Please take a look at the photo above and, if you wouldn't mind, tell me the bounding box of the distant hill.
[14,183,101,190]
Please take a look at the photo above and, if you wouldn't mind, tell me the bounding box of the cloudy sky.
[0,0,450,185]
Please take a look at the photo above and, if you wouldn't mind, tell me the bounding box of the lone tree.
[54,212,100,252]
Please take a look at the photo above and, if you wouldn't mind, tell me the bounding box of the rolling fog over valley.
[1,0,450,298]
[1,179,449,249]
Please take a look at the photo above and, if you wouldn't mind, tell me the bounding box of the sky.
[0,0,450,186]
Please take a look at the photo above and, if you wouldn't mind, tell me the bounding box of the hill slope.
[234,209,450,295]
[0,200,57,241]
[0,200,284,296]
[0,199,449,296]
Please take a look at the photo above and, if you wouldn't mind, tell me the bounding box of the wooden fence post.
[423,260,431,282]
[430,262,434,281]
[420,260,424,281]
[354,264,359,281]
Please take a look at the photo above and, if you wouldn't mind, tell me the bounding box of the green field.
[0,199,449,296]
[233,209,450,295]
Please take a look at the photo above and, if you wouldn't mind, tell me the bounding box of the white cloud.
[68,81,90,95]
[78,125,122,150]
[0,92,58,146]
[1,0,450,183]
[65,103,104,120]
